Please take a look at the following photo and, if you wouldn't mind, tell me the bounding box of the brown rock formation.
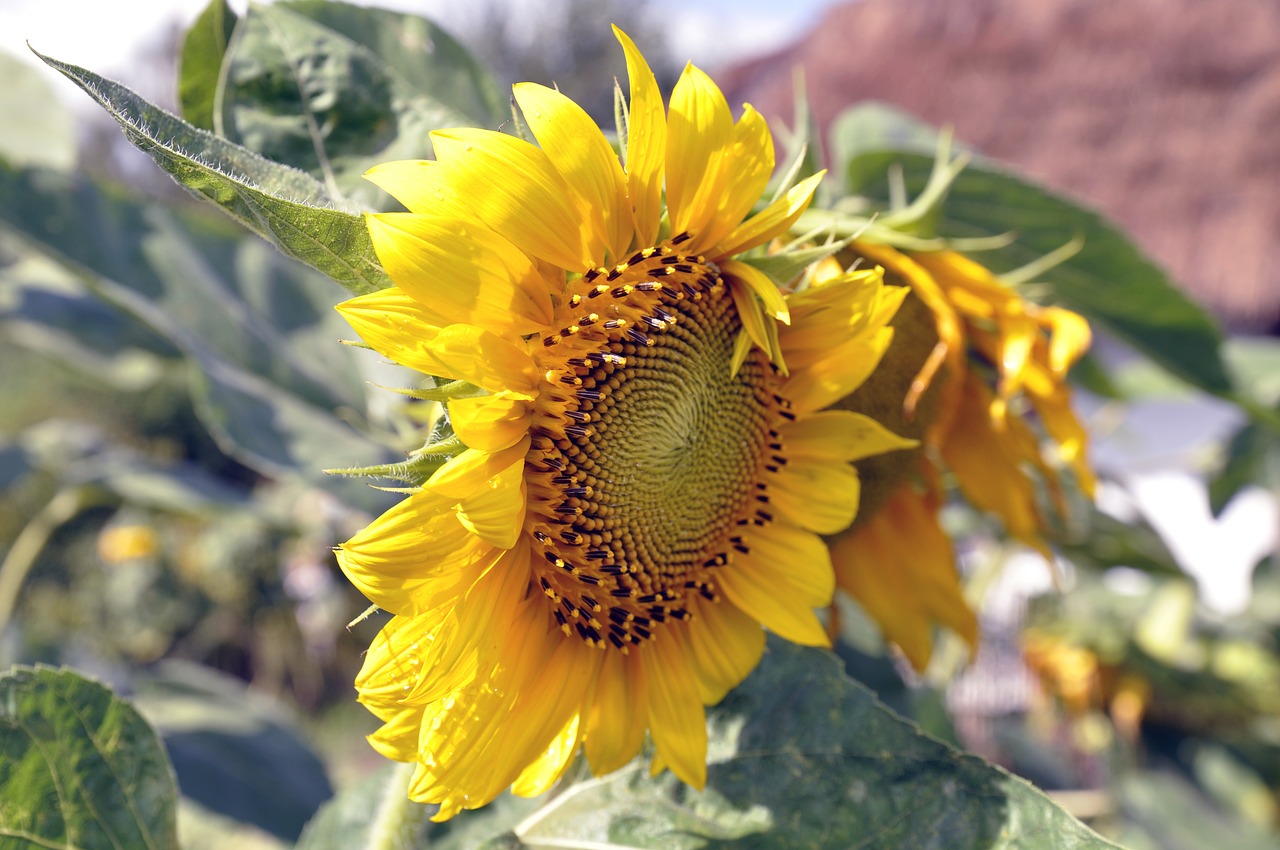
[718,0,1280,332]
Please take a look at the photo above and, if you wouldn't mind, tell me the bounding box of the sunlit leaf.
[33,49,390,295]
[178,0,239,131]
[306,641,1125,849]
[0,164,394,508]
[0,666,179,850]
[218,1,507,207]
[841,148,1233,397]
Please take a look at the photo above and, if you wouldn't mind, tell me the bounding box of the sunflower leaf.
[216,0,507,208]
[0,163,394,510]
[178,0,239,130]
[841,148,1233,398]
[32,48,390,296]
[379,640,1124,849]
[0,666,180,850]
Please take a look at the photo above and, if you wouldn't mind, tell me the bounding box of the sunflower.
[829,242,1094,671]
[333,29,911,819]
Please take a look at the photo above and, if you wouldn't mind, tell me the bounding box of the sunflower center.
[525,242,786,651]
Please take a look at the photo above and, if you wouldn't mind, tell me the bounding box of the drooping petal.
[337,489,499,616]
[717,529,832,647]
[641,632,708,789]
[584,650,649,776]
[431,128,593,271]
[454,456,527,549]
[366,211,555,334]
[514,82,633,262]
[831,479,978,671]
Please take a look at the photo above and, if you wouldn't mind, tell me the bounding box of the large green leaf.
[132,661,333,842]
[33,49,389,295]
[178,0,240,131]
[301,640,1124,849]
[841,149,1233,397]
[0,164,393,508]
[217,1,507,207]
[0,666,179,850]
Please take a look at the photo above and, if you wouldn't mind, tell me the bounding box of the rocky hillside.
[718,0,1280,332]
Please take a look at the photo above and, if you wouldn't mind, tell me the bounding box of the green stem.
[0,487,89,632]
[366,761,427,850]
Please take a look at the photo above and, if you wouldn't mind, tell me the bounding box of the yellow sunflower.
[333,29,911,819]
[830,242,1094,671]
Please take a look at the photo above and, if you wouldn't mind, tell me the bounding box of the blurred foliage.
[0,0,1276,847]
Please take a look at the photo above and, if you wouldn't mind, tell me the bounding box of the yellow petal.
[426,437,531,501]
[335,288,444,375]
[941,376,1049,552]
[447,394,532,452]
[363,159,463,215]
[714,172,824,259]
[512,713,583,797]
[356,608,478,708]
[364,704,422,762]
[768,459,861,535]
[513,82,633,262]
[782,329,895,415]
[831,481,978,671]
[454,455,528,549]
[641,632,707,789]
[778,410,918,463]
[614,26,666,247]
[1041,305,1091,376]
[684,596,764,704]
[419,324,542,398]
[728,277,786,371]
[665,62,733,240]
[683,105,775,255]
[584,650,649,776]
[720,258,790,323]
[366,212,555,334]
[431,128,592,271]
[717,532,831,647]
[336,489,498,615]
[739,519,835,607]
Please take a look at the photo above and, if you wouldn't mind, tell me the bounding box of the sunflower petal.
[715,172,825,259]
[431,128,592,271]
[614,27,666,247]
[514,82,633,262]
[366,212,555,334]
[665,62,733,239]
[641,633,708,789]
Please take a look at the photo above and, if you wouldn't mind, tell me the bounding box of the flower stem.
[366,762,427,850]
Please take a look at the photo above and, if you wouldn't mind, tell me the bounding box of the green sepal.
[325,434,465,486]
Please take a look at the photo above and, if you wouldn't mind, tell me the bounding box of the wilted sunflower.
[334,29,911,819]
[830,242,1094,671]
